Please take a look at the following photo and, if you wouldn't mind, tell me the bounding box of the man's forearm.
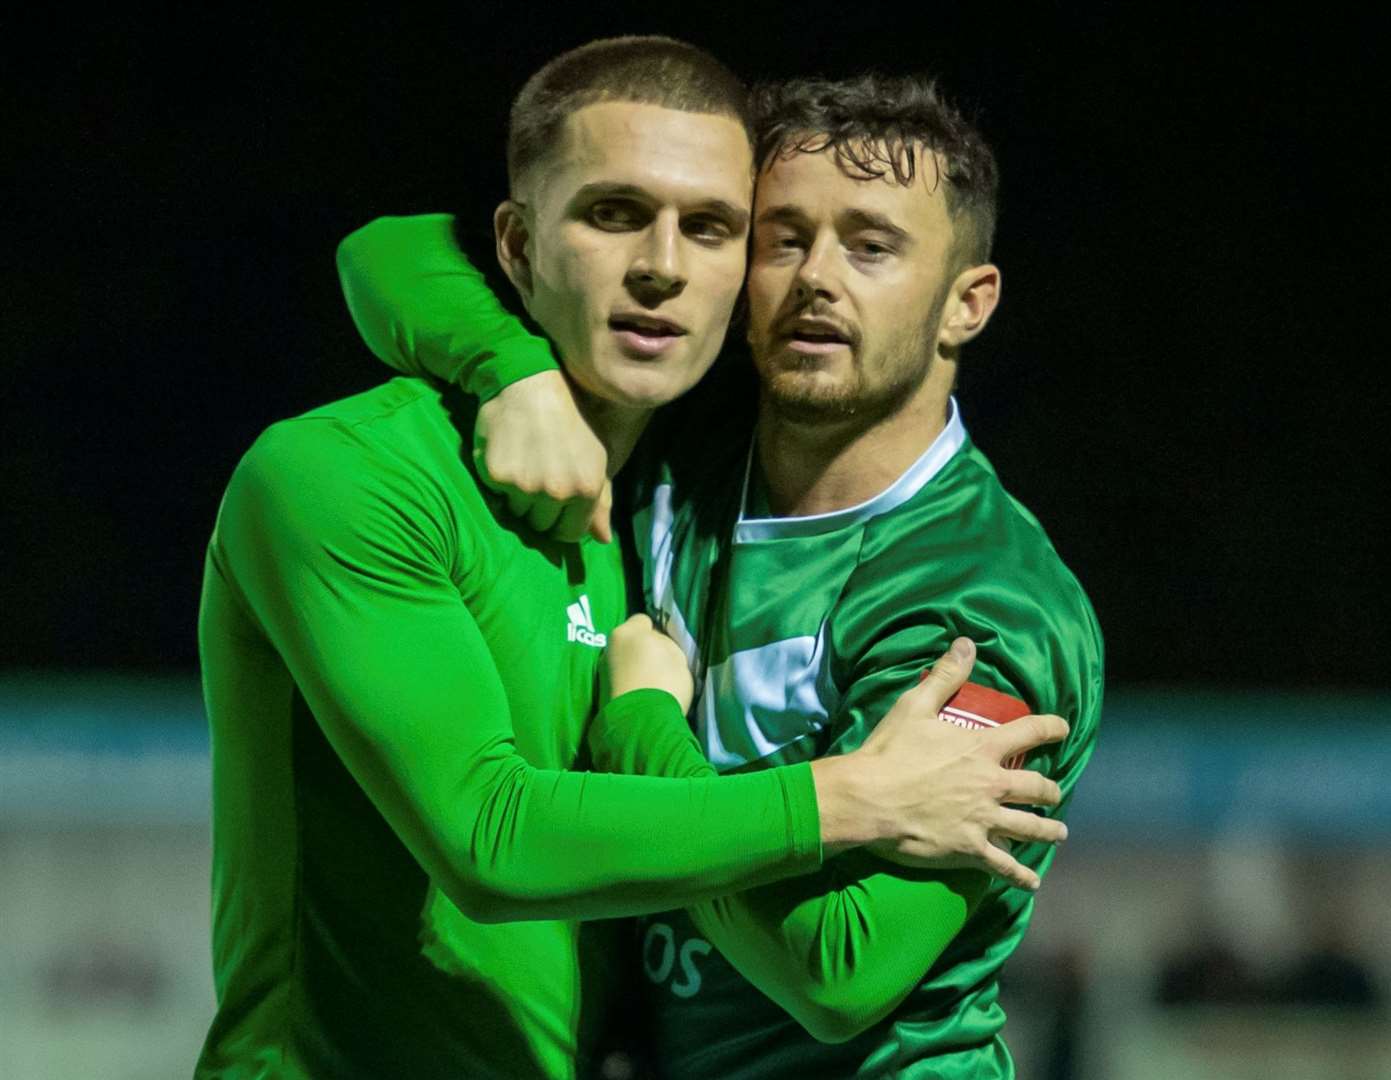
[337,213,559,399]
[586,688,980,1042]
[590,689,878,851]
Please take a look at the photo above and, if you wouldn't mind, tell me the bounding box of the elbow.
[335,217,387,276]
[434,760,554,925]
[787,993,889,1045]
[794,1008,872,1045]
[450,888,511,925]
[334,224,370,288]
[441,867,534,925]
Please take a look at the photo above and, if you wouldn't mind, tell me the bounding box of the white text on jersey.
[565,595,607,648]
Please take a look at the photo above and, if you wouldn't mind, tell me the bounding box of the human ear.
[494,200,534,300]
[939,263,1001,348]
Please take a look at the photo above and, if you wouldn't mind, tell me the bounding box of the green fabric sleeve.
[336,214,559,401]
[824,546,1104,960]
[586,688,718,780]
[210,421,821,924]
[827,548,1104,816]
[587,681,984,1044]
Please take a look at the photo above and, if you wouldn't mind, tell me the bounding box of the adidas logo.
[565,595,607,648]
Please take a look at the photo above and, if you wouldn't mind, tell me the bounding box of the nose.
[625,209,686,302]
[793,232,840,305]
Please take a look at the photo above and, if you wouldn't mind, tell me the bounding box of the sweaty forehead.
[754,145,949,234]
[544,101,753,206]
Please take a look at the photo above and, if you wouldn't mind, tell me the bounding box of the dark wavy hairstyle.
[752,73,999,269]
[507,36,753,194]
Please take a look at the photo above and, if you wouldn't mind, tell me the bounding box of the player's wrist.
[809,752,887,854]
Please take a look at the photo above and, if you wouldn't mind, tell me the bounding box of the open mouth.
[784,319,852,351]
[608,314,686,338]
[609,314,687,358]
[790,328,850,345]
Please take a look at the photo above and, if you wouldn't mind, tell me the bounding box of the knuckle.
[931,654,960,677]
[484,460,512,484]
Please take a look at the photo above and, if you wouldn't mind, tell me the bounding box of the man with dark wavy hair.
[200,36,1074,1080]
[341,67,1101,1079]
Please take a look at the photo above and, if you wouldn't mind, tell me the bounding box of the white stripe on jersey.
[696,625,832,770]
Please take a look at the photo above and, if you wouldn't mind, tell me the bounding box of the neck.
[573,389,653,476]
[756,363,955,518]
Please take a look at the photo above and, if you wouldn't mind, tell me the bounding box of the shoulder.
[854,443,1098,637]
[834,441,1102,719]
[238,377,468,486]
[222,377,483,558]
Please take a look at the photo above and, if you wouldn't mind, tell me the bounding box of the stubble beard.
[755,317,938,428]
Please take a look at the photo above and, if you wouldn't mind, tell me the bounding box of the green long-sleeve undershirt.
[208,391,821,925]
[196,376,830,1078]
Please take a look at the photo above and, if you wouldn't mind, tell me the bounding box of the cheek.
[546,229,618,310]
[744,270,785,332]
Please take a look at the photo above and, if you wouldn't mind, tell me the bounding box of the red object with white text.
[921,674,1032,769]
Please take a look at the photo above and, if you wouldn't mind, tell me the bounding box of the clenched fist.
[602,614,695,713]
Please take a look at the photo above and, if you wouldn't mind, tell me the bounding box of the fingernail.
[1059,824,1068,842]
[950,638,972,660]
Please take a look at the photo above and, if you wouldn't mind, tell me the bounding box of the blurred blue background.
[5,681,1387,1078]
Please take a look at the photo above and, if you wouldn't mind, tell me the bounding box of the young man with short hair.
[199,39,1069,1080]
[338,69,1102,1078]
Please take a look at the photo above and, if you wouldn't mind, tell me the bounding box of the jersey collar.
[734,397,967,542]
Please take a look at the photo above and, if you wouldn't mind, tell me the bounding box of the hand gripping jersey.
[335,214,1105,1079]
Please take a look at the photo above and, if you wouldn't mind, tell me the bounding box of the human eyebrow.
[755,204,813,229]
[839,208,913,248]
[570,182,653,208]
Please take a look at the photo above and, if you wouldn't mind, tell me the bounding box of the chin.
[589,360,700,409]
[763,371,862,423]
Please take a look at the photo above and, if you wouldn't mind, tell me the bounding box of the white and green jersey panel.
[630,398,1104,1079]
[647,401,970,774]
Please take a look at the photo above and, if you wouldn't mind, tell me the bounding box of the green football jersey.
[624,396,1104,1079]
[196,377,821,1080]
[335,214,1104,1079]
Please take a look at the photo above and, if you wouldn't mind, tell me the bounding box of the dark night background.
[4,7,1386,688]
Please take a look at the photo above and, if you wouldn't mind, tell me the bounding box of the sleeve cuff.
[463,340,563,404]
[588,688,688,773]
[780,761,824,868]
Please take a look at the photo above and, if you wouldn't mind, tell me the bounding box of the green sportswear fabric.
[195,377,820,1079]
[335,213,1104,1079]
